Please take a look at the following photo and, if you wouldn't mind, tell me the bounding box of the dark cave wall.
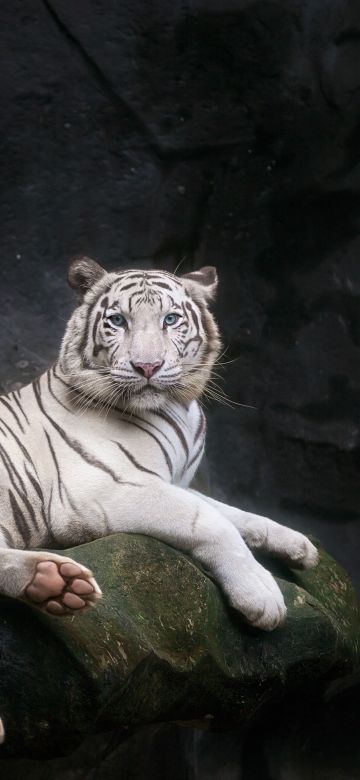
[0,0,360,582]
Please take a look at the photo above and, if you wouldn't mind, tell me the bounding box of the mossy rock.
[0,533,359,757]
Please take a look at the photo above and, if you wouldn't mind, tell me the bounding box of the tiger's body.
[0,259,318,629]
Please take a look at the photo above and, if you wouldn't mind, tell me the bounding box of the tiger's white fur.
[0,258,318,629]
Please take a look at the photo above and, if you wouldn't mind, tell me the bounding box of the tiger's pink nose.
[131,360,163,379]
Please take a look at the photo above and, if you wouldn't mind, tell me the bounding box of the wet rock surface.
[0,533,359,761]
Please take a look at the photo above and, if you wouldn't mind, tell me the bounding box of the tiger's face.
[60,257,221,412]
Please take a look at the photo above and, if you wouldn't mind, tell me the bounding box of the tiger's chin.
[117,382,199,413]
[124,387,168,413]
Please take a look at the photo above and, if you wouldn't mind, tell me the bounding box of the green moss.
[40,533,360,729]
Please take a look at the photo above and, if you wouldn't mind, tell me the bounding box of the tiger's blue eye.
[108,313,126,328]
[164,313,179,327]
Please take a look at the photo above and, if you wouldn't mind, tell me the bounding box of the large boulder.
[0,533,359,758]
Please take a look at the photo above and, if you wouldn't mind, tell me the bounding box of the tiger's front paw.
[226,560,287,631]
[238,513,319,571]
[283,531,319,570]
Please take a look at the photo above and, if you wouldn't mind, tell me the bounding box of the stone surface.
[0,533,359,759]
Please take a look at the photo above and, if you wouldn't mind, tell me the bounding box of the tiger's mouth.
[110,370,176,396]
[109,373,167,393]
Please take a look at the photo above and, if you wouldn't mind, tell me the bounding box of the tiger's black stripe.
[52,363,73,389]
[151,281,172,291]
[44,429,65,502]
[0,419,51,534]
[47,370,72,413]
[196,300,218,364]
[78,282,114,359]
[148,272,182,287]
[0,417,36,468]
[0,523,15,548]
[118,417,174,477]
[118,281,139,293]
[92,310,101,341]
[0,444,41,535]
[115,441,161,478]
[118,272,145,281]
[194,408,206,443]
[33,379,141,488]
[153,409,189,460]
[0,396,26,434]
[12,391,30,425]
[9,490,31,545]
[63,483,80,515]
[128,290,143,312]
[0,440,27,497]
[23,464,56,545]
[129,413,177,453]
[183,441,205,475]
[23,463,44,502]
[14,475,42,535]
[185,300,200,334]
[48,484,54,532]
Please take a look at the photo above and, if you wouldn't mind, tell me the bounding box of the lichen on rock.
[1,532,358,757]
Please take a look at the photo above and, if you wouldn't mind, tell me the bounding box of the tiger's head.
[60,257,221,412]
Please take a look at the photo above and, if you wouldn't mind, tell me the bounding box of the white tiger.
[0,257,318,630]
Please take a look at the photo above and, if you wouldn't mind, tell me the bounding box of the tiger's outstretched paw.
[283,532,319,570]
[238,513,319,571]
[226,559,287,631]
[25,558,102,616]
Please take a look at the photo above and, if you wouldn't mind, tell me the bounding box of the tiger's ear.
[181,266,218,303]
[67,256,106,300]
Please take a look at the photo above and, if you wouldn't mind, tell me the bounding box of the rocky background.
[0,0,359,776]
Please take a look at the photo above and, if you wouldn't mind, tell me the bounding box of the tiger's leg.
[0,541,101,616]
[187,490,318,569]
[106,481,287,631]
